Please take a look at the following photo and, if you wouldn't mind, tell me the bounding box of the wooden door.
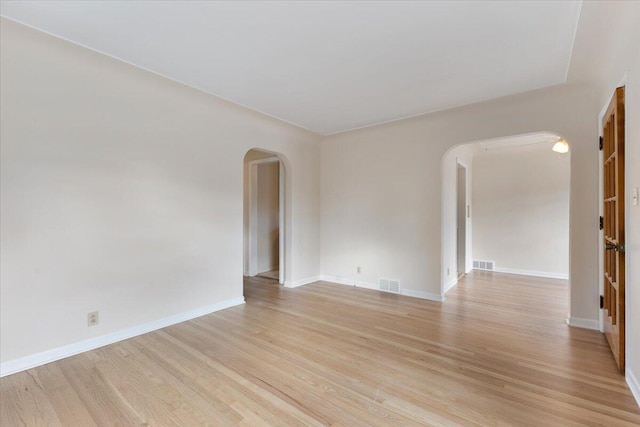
[602,86,625,370]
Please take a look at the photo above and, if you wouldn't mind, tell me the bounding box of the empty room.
[1,1,639,425]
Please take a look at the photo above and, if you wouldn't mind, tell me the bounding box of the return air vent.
[473,260,495,271]
[379,278,401,294]
[389,280,400,293]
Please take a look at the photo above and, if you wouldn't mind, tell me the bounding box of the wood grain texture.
[602,85,626,370]
[1,271,639,426]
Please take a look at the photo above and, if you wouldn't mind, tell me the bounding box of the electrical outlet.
[87,311,99,327]
[447,267,450,276]
[357,266,361,274]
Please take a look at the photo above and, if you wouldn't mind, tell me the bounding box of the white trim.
[598,111,604,332]
[318,275,376,290]
[443,277,458,294]
[401,288,444,302]
[598,92,607,333]
[0,296,245,378]
[456,158,468,169]
[248,162,259,276]
[247,156,284,283]
[493,267,568,280]
[319,276,443,302]
[284,276,322,288]
[456,160,467,282]
[627,369,640,408]
[278,160,285,285]
[318,275,344,284]
[565,316,599,330]
[248,156,279,166]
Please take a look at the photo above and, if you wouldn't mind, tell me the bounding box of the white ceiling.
[0,1,583,135]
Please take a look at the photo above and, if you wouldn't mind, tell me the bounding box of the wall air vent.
[473,260,495,271]
[389,280,400,293]
[379,278,400,294]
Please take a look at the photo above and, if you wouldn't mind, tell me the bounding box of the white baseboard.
[565,316,599,330]
[401,288,444,302]
[318,275,376,289]
[493,267,569,280]
[0,296,245,378]
[443,277,458,294]
[320,276,443,302]
[628,369,640,408]
[284,276,321,288]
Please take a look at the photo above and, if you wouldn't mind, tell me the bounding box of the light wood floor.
[1,272,639,426]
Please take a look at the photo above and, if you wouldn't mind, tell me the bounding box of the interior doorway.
[456,162,467,278]
[441,132,571,302]
[243,149,285,284]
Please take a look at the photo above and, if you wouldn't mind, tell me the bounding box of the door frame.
[456,160,468,277]
[246,156,285,284]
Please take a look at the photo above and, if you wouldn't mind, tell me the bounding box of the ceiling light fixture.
[552,139,569,153]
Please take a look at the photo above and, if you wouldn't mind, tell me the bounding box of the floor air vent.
[379,278,400,294]
[473,260,495,271]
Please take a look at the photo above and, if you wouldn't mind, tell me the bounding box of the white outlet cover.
[87,311,99,326]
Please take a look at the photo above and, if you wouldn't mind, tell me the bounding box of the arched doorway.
[440,132,571,303]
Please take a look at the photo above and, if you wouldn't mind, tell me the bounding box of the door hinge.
[599,136,603,151]
[599,216,604,230]
[600,295,604,309]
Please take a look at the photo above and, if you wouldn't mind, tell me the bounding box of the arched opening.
[243,148,288,289]
[440,132,571,308]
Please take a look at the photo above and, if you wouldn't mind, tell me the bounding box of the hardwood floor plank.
[58,355,152,426]
[1,271,638,426]
[136,331,324,426]
[0,373,64,426]
[24,365,97,426]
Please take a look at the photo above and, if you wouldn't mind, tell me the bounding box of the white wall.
[472,143,570,278]
[569,0,640,401]
[592,0,640,403]
[322,81,599,310]
[624,37,640,406]
[0,19,322,366]
[2,1,639,402]
[257,162,279,273]
[320,0,640,334]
